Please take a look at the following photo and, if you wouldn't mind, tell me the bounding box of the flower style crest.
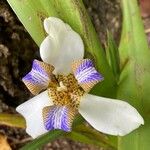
[17,17,144,139]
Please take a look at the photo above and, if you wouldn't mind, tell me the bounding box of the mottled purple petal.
[22,59,54,95]
[42,105,75,132]
[72,59,104,92]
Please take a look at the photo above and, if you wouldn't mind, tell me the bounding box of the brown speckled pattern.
[48,74,84,110]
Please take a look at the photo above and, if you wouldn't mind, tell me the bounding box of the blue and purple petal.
[22,59,54,95]
[42,105,75,131]
[72,59,104,92]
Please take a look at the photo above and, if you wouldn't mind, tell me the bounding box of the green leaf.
[20,115,84,149]
[68,125,117,149]
[7,0,117,98]
[0,113,25,128]
[21,130,62,150]
[65,131,115,150]
[6,0,58,45]
[106,32,120,81]
[118,0,150,150]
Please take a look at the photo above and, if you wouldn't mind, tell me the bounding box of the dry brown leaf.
[0,134,11,150]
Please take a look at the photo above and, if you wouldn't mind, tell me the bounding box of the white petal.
[40,36,57,65]
[16,90,53,138]
[40,17,84,75]
[79,94,144,136]
[44,17,71,35]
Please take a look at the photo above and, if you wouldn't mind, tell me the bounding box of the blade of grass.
[21,130,62,150]
[106,32,120,81]
[65,131,115,150]
[118,0,150,150]
[0,113,25,128]
[71,125,117,150]
[20,115,84,150]
[6,0,58,45]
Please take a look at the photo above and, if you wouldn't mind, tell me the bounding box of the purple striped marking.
[43,105,73,132]
[23,60,49,85]
[22,59,54,95]
[72,59,104,91]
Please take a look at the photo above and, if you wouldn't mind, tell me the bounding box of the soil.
[0,0,148,149]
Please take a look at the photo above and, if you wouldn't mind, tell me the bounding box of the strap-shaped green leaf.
[106,32,120,81]
[65,131,115,150]
[21,130,62,150]
[20,115,84,150]
[0,113,25,128]
[118,0,150,150]
[66,125,117,150]
[7,0,117,98]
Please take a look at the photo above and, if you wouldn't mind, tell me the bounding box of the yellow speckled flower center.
[48,74,84,109]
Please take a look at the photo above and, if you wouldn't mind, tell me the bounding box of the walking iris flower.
[16,17,144,139]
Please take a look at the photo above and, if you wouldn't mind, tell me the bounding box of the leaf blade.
[7,0,117,98]
[0,113,25,128]
[106,32,120,81]
[20,115,84,149]
[118,0,150,150]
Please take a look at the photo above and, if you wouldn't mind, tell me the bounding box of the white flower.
[16,17,144,139]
